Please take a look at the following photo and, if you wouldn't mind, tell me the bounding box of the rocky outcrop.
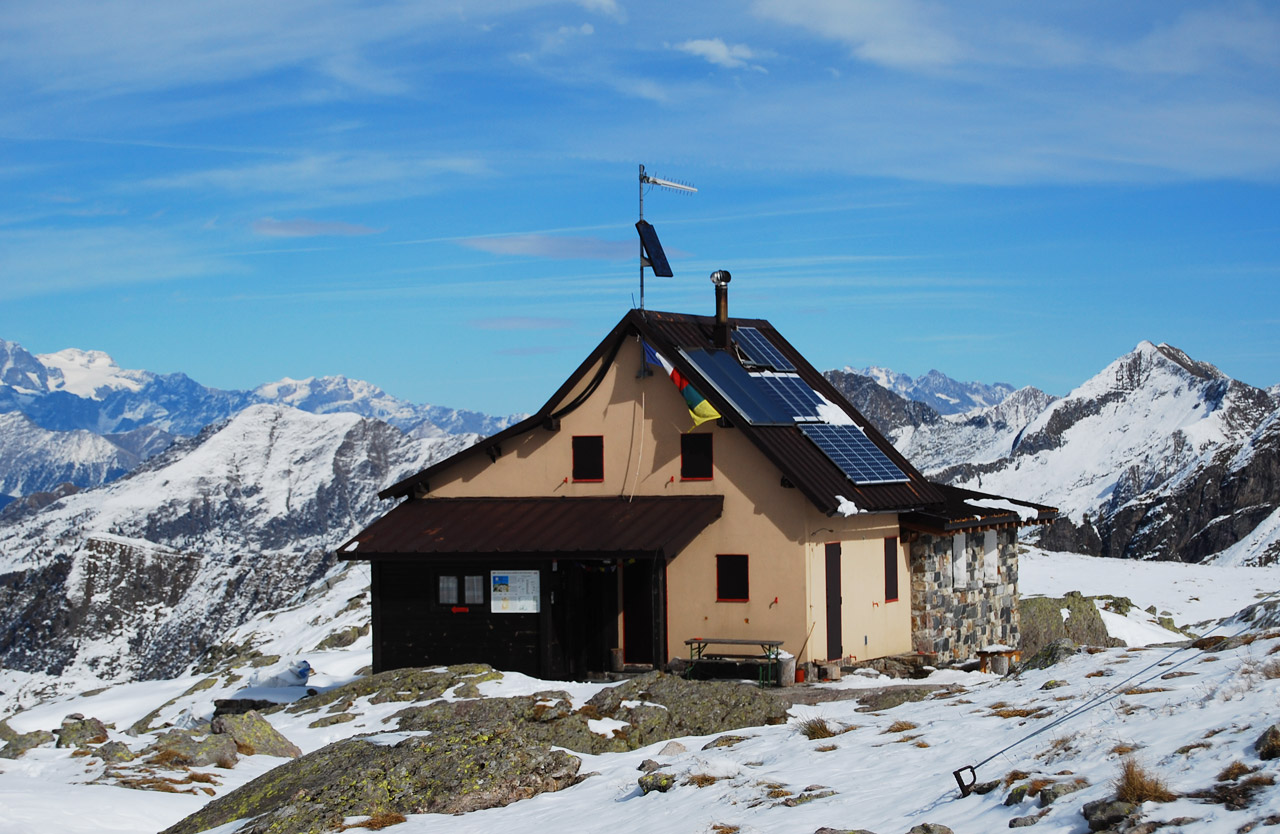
[55,714,108,747]
[160,728,582,834]
[392,671,788,755]
[1019,593,1124,659]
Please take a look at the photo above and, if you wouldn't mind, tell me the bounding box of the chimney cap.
[710,269,732,286]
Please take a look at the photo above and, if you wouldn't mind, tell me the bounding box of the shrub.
[1114,758,1176,803]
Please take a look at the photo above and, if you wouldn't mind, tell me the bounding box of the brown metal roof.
[338,495,724,559]
[901,483,1059,534]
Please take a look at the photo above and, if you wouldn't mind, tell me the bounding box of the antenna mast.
[637,163,696,309]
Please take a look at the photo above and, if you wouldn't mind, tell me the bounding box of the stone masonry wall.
[909,527,1019,664]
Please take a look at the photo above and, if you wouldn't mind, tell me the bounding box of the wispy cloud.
[674,38,770,72]
[472,316,573,331]
[252,217,381,237]
[461,234,634,260]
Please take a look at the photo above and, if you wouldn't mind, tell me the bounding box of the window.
[681,433,713,480]
[438,574,484,606]
[572,435,604,481]
[983,529,999,584]
[884,536,899,602]
[716,554,749,601]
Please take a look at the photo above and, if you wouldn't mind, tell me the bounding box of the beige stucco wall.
[427,335,909,665]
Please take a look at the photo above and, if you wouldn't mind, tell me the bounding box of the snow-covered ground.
[3,551,1280,834]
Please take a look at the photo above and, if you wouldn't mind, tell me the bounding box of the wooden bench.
[684,637,785,687]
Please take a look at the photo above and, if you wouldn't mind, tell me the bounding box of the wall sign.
[490,570,540,613]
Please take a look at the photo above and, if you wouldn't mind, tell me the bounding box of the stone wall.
[909,527,1019,664]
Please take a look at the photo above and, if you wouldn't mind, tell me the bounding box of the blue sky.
[3,1,1278,415]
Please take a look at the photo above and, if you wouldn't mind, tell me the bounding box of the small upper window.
[572,435,604,481]
[681,433,713,480]
[716,554,749,602]
[438,575,459,605]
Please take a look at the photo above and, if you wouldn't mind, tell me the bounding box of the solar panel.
[635,220,673,277]
[799,423,909,485]
[735,327,795,371]
[758,373,825,421]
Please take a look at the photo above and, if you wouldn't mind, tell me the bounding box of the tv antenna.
[636,163,696,309]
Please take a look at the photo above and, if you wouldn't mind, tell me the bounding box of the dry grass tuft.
[341,812,408,831]
[710,825,740,834]
[884,720,918,734]
[1004,769,1031,787]
[1110,743,1139,756]
[815,744,837,753]
[1086,670,1110,678]
[234,741,256,756]
[1260,660,1280,679]
[1174,742,1211,756]
[1028,778,1054,795]
[991,707,1044,719]
[914,740,930,748]
[187,771,218,784]
[1114,758,1176,803]
[797,718,836,740]
[1085,647,1106,654]
[1122,687,1169,695]
[1269,643,1280,656]
[685,773,721,788]
[1218,761,1258,782]
[988,701,1009,709]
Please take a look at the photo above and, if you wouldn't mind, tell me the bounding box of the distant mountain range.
[852,365,1016,415]
[0,337,524,509]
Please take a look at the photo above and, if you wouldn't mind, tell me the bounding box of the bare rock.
[1255,724,1280,760]
[638,771,676,794]
[0,729,54,759]
[145,730,239,768]
[161,727,581,834]
[210,710,300,758]
[1081,798,1139,832]
[56,715,109,748]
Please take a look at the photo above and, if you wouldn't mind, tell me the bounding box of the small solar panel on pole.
[637,164,696,309]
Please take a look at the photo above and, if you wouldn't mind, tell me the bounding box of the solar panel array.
[799,424,909,484]
[678,346,913,487]
[735,327,795,371]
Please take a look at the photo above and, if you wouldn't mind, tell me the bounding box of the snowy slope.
[892,385,1058,472]
[0,412,138,500]
[0,404,475,689]
[4,553,1280,834]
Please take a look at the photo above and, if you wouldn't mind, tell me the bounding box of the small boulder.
[972,780,1001,795]
[702,734,749,750]
[56,715,109,748]
[658,740,687,756]
[1081,798,1139,832]
[637,758,661,773]
[1009,815,1042,828]
[1018,638,1079,672]
[907,825,954,834]
[212,698,276,717]
[0,729,55,759]
[1040,680,1068,690]
[210,710,301,758]
[146,730,239,768]
[638,772,676,794]
[1255,725,1280,760]
[96,740,136,763]
[1005,785,1029,806]
[1039,780,1087,806]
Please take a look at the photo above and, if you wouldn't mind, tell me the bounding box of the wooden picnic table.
[684,637,785,686]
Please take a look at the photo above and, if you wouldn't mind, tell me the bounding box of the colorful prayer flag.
[643,342,722,427]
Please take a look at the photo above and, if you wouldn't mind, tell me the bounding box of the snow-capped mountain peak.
[0,338,50,394]
[38,347,151,399]
[849,364,1016,415]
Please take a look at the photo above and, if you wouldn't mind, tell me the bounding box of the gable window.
[572,435,604,482]
[884,536,899,602]
[716,554,749,602]
[681,432,713,480]
[439,574,485,606]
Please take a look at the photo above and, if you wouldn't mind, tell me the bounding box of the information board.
[490,570,540,613]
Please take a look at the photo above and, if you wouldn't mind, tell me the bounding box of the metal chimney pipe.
[711,269,731,349]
